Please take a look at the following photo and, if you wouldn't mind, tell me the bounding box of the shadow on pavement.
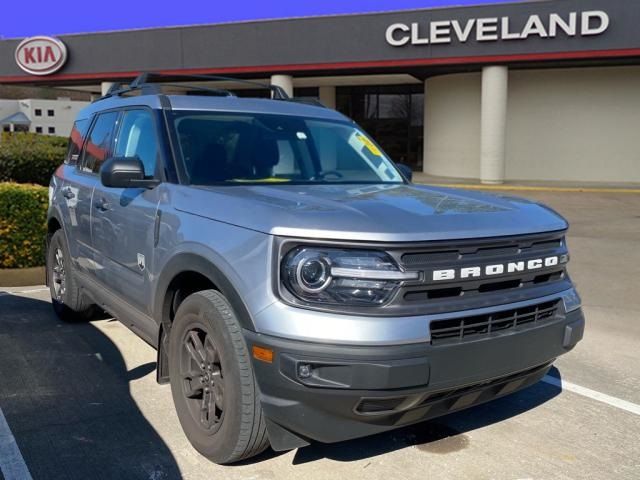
[0,291,567,473]
[292,367,563,465]
[0,293,182,480]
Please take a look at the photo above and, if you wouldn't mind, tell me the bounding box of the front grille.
[382,231,571,316]
[429,301,559,345]
[401,236,563,266]
[399,232,567,302]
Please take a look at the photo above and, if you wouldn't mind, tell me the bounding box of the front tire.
[47,230,97,322]
[169,289,269,464]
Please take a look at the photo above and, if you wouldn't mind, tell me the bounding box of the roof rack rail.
[133,72,290,99]
[94,72,291,103]
[286,98,326,108]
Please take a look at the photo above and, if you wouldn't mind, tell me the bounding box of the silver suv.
[47,74,584,464]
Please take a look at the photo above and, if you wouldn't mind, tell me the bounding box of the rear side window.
[65,119,89,165]
[81,111,119,174]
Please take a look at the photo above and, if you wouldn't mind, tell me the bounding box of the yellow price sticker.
[356,134,382,156]
[231,178,291,183]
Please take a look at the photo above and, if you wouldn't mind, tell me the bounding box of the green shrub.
[0,132,68,186]
[0,183,48,268]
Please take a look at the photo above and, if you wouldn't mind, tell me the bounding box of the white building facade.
[0,98,89,136]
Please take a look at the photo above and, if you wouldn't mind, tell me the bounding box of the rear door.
[91,108,162,320]
[56,118,89,264]
[61,112,118,275]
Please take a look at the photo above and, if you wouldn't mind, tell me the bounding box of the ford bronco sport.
[47,73,584,464]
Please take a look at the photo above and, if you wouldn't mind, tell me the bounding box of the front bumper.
[245,306,584,450]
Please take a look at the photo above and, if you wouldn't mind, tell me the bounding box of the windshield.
[171,111,404,185]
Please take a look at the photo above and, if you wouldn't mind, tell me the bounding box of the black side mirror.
[100,157,159,189]
[396,163,413,182]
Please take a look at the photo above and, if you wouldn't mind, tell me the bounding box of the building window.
[34,109,42,117]
[336,85,424,170]
[47,109,55,117]
[48,127,56,135]
[35,126,43,133]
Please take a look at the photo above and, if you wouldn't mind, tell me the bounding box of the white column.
[480,66,509,184]
[318,86,336,109]
[270,74,293,98]
[422,79,429,174]
[101,82,115,96]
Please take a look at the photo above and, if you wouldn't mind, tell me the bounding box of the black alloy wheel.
[180,326,226,433]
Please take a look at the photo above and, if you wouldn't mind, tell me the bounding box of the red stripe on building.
[1,48,639,84]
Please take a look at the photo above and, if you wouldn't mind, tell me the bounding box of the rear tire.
[47,230,97,322]
[169,289,269,464]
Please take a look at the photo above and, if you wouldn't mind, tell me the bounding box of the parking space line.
[543,375,640,416]
[15,288,49,294]
[0,288,48,297]
[0,407,32,480]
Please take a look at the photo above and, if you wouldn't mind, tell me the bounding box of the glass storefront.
[337,85,424,171]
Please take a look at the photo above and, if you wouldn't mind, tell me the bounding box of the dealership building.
[0,0,638,184]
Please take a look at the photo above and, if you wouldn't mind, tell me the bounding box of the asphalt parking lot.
[0,190,639,480]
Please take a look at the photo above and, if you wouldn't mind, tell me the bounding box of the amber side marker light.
[252,345,274,364]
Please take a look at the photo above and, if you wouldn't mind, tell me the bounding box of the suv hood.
[175,184,567,242]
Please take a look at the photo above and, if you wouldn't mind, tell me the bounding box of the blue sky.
[0,0,521,38]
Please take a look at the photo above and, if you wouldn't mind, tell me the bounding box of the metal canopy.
[0,111,31,126]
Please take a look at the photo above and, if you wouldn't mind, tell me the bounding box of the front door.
[91,108,161,320]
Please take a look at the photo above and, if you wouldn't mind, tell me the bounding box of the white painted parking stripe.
[0,407,32,480]
[543,375,640,416]
[0,288,48,297]
[15,288,49,294]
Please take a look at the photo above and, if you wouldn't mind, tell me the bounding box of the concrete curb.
[0,267,45,288]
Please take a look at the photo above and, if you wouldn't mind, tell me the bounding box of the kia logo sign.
[15,36,67,76]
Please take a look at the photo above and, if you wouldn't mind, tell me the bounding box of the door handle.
[62,188,75,200]
[95,198,111,211]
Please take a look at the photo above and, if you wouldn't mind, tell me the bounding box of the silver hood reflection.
[175,183,568,242]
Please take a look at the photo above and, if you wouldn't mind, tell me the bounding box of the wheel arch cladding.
[47,215,62,233]
[155,252,257,336]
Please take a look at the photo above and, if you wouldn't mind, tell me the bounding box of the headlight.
[282,247,419,307]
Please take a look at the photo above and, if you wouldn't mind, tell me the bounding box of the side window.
[81,111,119,174]
[65,120,88,165]
[115,109,159,176]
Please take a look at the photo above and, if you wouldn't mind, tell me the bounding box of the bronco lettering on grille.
[432,256,560,282]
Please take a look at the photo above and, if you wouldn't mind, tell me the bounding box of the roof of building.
[0,111,30,126]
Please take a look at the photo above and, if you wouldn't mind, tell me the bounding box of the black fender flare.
[153,252,257,336]
[153,252,257,384]
[45,206,67,286]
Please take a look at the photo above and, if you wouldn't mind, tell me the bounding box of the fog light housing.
[298,364,312,379]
